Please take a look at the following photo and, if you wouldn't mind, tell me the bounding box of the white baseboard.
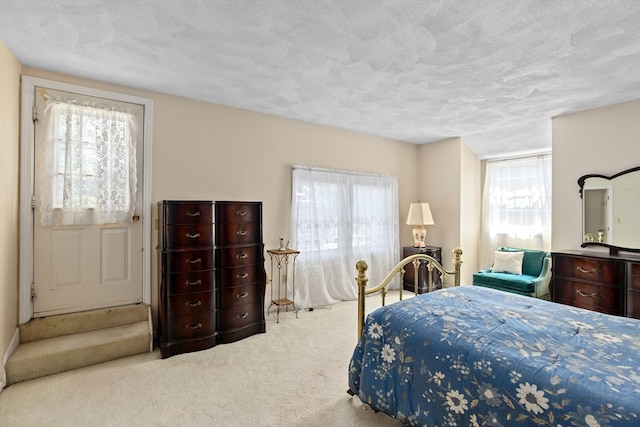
[1,327,20,392]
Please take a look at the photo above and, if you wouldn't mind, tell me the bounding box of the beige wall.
[417,137,481,284]
[460,141,482,281]
[21,66,421,321]
[552,99,640,252]
[0,40,21,385]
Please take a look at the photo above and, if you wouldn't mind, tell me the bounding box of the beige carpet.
[0,292,406,427]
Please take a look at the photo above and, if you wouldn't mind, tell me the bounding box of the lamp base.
[412,226,426,248]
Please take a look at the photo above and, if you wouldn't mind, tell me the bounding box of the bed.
[348,249,640,426]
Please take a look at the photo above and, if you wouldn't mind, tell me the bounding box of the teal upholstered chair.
[472,247,551,299]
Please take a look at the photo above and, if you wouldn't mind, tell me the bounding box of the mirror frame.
[578,166,640,255]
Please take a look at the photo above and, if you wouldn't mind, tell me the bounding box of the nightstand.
[402,246,442,293]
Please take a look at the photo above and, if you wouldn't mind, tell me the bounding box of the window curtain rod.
[37,87,137,115]
[292,165,394,178]
[486,151,551,163]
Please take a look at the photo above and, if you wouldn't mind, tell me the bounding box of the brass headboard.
[355,248,463,337]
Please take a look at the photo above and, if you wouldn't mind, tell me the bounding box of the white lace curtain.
[290,166,399,309]
[481,154,552,267]
[39,97,137,226]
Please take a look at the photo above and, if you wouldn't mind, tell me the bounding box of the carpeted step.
[19,303,150,343]
[5,320,151,385]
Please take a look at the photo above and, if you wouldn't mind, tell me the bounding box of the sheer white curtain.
[481,154,552,267]
[38,97,137,226]
[290,166,399,308]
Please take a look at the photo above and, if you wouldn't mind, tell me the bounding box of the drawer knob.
[576,289,598,298]
[187,323,202,329]
[236,253,248,260]
[185,211,201,217]
[237,292,248,299]
[186,300,203,307]
[185,258,202,264]
[236,272,249,279]
[186,279,202,286]
[236,230,247,236]
[236,313,248,319]
[185,232,200,239]
[235,210,247,216]
[576,266,598,274]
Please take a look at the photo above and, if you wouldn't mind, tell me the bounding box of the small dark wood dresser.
[402,245,442,294]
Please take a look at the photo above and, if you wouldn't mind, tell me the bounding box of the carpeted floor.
[0,292,405,427]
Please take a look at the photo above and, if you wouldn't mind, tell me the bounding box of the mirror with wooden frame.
[578,166,640,255]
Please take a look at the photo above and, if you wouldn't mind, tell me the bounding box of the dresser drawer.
[219,285,262,309]
[162,224,213,248]
[162,201,213,225]
[215,222,261,245]
[217,264,262,288]
[164,269,214,295]
[553,278,623,315]
[215,245,261,268]
[163,249,213,272]
[215,202,260,224]
[166,291,214,317]
[218,304,263,330]
[554,255,621,284]
[164,311,215,341]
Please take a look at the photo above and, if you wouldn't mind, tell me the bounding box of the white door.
[32,87,144,317]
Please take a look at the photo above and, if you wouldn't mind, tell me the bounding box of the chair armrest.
[536,256,551,279]
[532,256,552,299]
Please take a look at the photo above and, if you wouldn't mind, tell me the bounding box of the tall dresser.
[158,200,266,358]
[551,250,640,319]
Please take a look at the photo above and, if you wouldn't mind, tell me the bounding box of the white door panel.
[102,227,131,283]
[33,87,144,317]
[51,228,83,288]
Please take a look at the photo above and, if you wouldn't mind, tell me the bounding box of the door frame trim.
[19,76,153,324]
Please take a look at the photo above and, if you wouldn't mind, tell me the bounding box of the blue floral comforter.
[348,286,640,426]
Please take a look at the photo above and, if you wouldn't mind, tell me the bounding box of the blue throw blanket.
[348,286,640,426]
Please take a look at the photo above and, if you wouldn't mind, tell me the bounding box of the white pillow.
[491,251,524,275]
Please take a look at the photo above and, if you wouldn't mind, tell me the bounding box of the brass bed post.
[356,260,369,338]
[452,247,463,287]
[413,259,420,294]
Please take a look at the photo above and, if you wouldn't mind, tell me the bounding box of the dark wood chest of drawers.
[158,200,266,358]
[551,250,640,319]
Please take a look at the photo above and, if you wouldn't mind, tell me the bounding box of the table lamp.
[406,202,434,248]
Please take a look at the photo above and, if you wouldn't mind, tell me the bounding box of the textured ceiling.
[1,0,639,158]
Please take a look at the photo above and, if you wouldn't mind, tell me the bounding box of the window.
[39,97,137,226]
[291,166,399,308]
[482,154,552,262]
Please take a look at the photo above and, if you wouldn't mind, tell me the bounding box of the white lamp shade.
[406,202,434,226]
